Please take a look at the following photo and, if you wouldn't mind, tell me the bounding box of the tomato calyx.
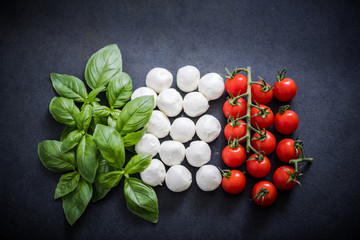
[251,128,267,142]
[278,104,291,114]
[276,68,287,82]
[223,66,248,79]
[252,76,273,93]
[284,168,301,186]
[227,115,246,127]
[293,138,305,157]
[253,103,272,119]
[227,137,240,149]
[219,168,232,178]
[247,149,266,162]
[252,187,269,202]
[227,91,245,107]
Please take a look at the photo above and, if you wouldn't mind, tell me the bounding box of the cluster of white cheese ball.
[133,66,224,192]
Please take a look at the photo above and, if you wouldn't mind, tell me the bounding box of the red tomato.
[274,106,299,135]
[222,141,246,168]
[251,79,273,104]
[276,139,301,163]
[273,69,297,102]
[246,154,271,178]
[224,119,247,143]
[223,97,247,119]
[273,166,298,191]
[251,130,276,155]
[225,74,248,96]
[250,104,274,129]
[221,170,246,194]
[252,181,277,207]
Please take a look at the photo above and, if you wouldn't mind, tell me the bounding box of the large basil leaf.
[124,178,159,223]
[92,124,125,169]
[106,72,133,108]
[124,154,152,175]
[76,104,92,132]
[98,171,123,189]
[92,159,114,202]
[54,171,80,199]
[61,130,83,152]
[93,105,111,118]
[50,73,88,102]
[85,44,122,90]
[60,126,77,142]
[38,140,76,172]
[77,134,98,183]
[116,96,154,135]
[62,178,93,226]
[49,97,80,127]
[123,128,147,147]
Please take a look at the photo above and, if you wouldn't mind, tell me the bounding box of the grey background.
[1,0,359,239]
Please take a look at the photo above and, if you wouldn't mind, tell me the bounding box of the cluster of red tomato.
[220,68,304,207]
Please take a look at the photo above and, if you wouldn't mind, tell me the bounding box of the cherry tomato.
[223,97,247,119]
[221,170,246,194]
[273,166,298,191]
[222,141,246,168]
[250,104,274,129]
[252,181,277,207]
[274,106,299,135]
[224,119,247,143]
[251,130,276,155]
[276,138,301,163]
[246,154,271,178]
[251,79,273,104]
[225,73,248,96]
[273,68,297,102]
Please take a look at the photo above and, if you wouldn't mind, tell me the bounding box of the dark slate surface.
[1,0,360,239]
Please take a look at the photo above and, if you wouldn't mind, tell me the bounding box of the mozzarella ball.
[170,117,196,143]
[176,65,200,92]
[195,114,221,143]
[140,159,166,187]
[157,88,183,117]
[131,87,157,108]
[146,67,173,93]
[159,140,185,166]
[183,92,209,117]
[147,110,171,138]
[165,165,192,192]
[135,133,160,157]
[198,73,225,100]
[185,141,211,167]
[196,165,222,191]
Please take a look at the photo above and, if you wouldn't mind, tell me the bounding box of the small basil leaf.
[107,116,117,129]
[38,140,76,172]
[106,72,133,108]
[98,171,123,188]
[124,154,152,175]
[50,73,88,102]
[62,178,93,226]
[54,171,80,199]
[124,178,159,223]
[85,44,122,90]
[76,104,92,132]
[87,87,106,102]
[93,105,111,118]
[61,130,83,152]
[92,124,125,169]
[110,109,121,119]
[77,134,98,183]
[116,96,154,135]
[123,128,147,147]
[49,97,80,127]
[60,126,77,142]
[92,159,115,202]
[125,145,136,153]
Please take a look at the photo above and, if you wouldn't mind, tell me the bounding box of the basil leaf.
[87,87,106,102]
[92,159,115,202]
[60,126,76,142]
[107,116,117,129]
[106,72,133,108]
[93,105,111,118]
[110,109,121,119]
[124,178,159,223]
[49,97,80,127]
[85,44,122,90]
[77,134,98,183]
[76,104,92,132]
[98,171,123,188]
[92,124,125,169]
[125,145,136,153]
[61,130,83,152]
[50,73,88,102]
[38,140,76,172]
[123,127,147,147]
[124,154,152,175]
[116,96,154,135]
[54,171,80,199]
[62,178,93,226]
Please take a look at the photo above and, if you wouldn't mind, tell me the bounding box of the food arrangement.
[38,44,313,225]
